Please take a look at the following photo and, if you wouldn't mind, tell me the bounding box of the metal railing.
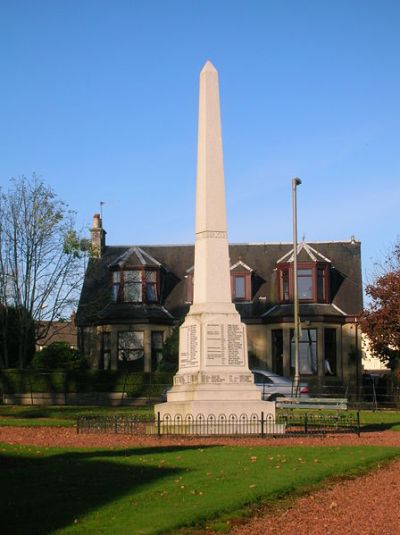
[76,411,360,437]
[278,412,360,436]
[77,415,146,434]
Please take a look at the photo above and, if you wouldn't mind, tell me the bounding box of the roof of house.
[76,241,363,326]
[36,321,78,348]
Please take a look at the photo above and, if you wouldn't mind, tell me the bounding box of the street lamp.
[292,177,302,396]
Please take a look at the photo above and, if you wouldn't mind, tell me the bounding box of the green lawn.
[1,406,400,430]
[1,443,399,535]
[357,410,400,431]
[0,405,153,427]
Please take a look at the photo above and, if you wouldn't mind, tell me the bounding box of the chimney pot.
[92,213,102,229]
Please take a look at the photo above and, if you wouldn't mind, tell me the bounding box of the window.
[297,268,313,299]
[278,262,329,303]
[317,267,327,301]
[185,274,194,303]
[234,276,246,299]
[290,328,317,375]
[145,270,158,301]
[124,270,142,301]
[280,269,289,301]
[101,332,111,370]
[118,331,144,371]
[112,269,158,303]
[112,272,120,301]
[253,373,273,385]
[271,329,283,375]
[151,331,164,371]
[231,272,251,301]
[324,328,337,375]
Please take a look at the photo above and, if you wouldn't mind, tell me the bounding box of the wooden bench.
[276,397,348,411]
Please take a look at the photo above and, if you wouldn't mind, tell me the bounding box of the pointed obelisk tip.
[201,60,217,74]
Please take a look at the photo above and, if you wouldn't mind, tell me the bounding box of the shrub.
[31,342,88,370]
[0,306,35,368]
[157,327,179,372]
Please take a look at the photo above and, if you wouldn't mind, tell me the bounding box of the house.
[35,316,78,351]
[361,334,389,374]
[76,214,363,385]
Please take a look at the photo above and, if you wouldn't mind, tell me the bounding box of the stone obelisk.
[155,61,274,420]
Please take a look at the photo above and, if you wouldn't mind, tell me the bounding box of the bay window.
[112,268,159,303]
[290,328,318,375]
[118,331,144,371]
[278,262,329,303]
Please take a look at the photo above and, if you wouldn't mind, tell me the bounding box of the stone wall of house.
[245,321,362,387]
[81,324,173,372]
[81,320,362,388]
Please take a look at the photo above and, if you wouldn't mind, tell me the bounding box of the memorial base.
[155,310,275,429]
[154,387,277,435]
[154,399,275,419]
[155,383,275,420]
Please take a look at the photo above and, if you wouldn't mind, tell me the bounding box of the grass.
[1,405,400,430]
[0,443,399,535]
[0,405,153,427]
[356,410,400,431]
[284,409,400,431]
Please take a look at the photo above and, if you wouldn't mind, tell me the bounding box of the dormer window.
[230,260,253,302]
[184,260,254,304]
[277,243,331,304]
[278,262,329,303]
[112,268,159,303]
[109,246,162,304]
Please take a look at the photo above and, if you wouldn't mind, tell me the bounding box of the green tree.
[0,306,35,368]
[0,176,84,368]
[31,342,88,370]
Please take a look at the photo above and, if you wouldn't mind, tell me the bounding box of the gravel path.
[1,426,399,535]
[229,457,400,535]
[1,426,400,448]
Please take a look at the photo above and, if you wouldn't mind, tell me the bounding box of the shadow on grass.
[361,421,400,432]
[0,445,210,535]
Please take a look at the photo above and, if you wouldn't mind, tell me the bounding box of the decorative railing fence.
[77,411,360,437]
[279,411,360,436]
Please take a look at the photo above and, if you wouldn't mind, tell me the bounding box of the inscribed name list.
[206,323,245,367]
[179,324,200,368]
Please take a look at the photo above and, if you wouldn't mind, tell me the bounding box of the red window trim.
[277,262,329,304]
[112,267,160,304]
[231,271,252,301]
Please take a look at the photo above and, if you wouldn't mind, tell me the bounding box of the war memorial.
[155,62,274,423]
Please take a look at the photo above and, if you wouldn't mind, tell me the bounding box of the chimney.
[90,213,106,258]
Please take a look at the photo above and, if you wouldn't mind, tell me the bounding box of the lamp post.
[292,177,302,396]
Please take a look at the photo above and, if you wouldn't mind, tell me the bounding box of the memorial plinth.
[155,62,274,424]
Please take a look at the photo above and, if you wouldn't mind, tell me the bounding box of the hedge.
[0,370,174,396]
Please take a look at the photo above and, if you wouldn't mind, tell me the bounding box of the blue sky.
[1,0,399,289]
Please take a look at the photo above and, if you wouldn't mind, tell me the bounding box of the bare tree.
[0,175,84,368]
